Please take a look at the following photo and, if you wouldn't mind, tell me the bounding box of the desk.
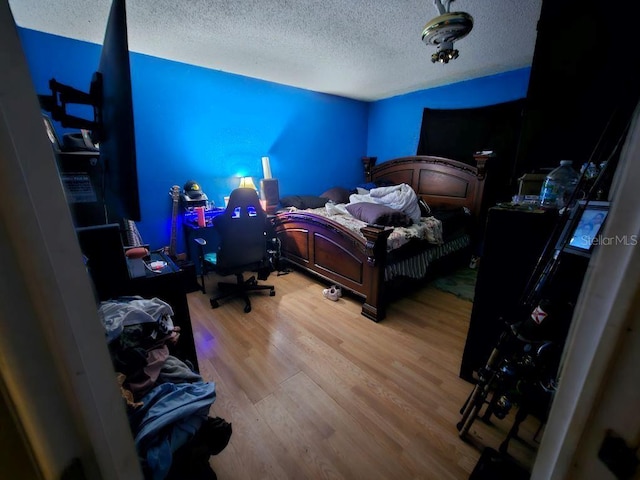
[127,252,199,371]
[76,225,200,371]
[184,223,218,276]
[183,209,224,275]
[184,211,278,276]
[127,250,180,278]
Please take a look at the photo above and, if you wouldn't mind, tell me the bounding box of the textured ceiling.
[8,0,543,101]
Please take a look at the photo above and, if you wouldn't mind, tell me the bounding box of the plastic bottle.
[581,162,598,179]
[539,160,580,209]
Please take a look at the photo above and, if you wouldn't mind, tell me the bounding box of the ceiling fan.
[421,0,473,64]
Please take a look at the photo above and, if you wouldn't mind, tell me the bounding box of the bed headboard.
[366,154,491,218]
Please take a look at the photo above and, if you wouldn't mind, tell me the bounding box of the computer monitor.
[76,223,131,301]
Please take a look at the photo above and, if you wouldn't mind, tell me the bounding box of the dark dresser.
[460,205,557,382]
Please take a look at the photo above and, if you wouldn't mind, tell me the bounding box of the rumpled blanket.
[314,204,443,250]
[369,183,421,223]
[99,296,175,343]
[348,183,421,223]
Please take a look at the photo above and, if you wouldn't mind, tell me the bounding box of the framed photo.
[563,201,610,256]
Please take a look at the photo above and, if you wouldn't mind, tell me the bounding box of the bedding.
[430,206,472,242]
[345,202,413,228]
[368,183,422,223]
[281,203,464,282]
[272,154,490,322]
[347,183,421,223]
[292,203,444,249]
[320,186,351,204]
[279,194,328,209]
[384,233,471,282]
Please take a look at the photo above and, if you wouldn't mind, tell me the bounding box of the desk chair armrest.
[193,237,208,293]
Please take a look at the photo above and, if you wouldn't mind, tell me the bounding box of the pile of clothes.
[99,296,231,480]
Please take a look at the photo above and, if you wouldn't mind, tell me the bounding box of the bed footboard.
[273,212,392,321]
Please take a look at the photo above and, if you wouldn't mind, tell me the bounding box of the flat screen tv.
[94,0,140,223]
[40,0,140,225]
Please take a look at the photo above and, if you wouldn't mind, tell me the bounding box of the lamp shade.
[238,176,257,190]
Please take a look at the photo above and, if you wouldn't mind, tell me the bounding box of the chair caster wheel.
[269,290,275,296]
[210,299,219,308]
[244,304,251,313]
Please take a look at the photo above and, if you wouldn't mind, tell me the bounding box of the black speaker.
[260,178,279,212]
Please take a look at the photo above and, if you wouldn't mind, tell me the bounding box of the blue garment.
[128,381,217,480]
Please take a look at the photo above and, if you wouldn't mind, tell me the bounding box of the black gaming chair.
[195,187,275,312]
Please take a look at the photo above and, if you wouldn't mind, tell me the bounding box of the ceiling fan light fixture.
[431,42,459,64]
[421,9,473,64]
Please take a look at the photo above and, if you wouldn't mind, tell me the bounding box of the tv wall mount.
[38,73,103,144]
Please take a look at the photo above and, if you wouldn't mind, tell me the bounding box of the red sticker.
[531,305,548,324]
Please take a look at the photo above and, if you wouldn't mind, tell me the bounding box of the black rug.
[432,267,477,302]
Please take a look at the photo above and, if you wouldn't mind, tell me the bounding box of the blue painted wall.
[367,68,531,162]
[18,28,369,251]
[17,27,530,253]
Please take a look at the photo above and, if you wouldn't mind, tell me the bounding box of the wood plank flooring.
[187,269,539,479]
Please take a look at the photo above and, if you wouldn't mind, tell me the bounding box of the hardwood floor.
[187,269,539,479]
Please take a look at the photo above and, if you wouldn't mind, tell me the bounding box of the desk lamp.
[237,176,266,210]
[238,176,258,191]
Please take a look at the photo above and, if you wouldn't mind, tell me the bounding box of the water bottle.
[580,162,598,180]
[539,160,580,209]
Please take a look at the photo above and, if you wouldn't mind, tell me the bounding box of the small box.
[518,173,546,196]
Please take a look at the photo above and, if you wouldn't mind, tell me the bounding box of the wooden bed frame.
[272,153,491,322]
